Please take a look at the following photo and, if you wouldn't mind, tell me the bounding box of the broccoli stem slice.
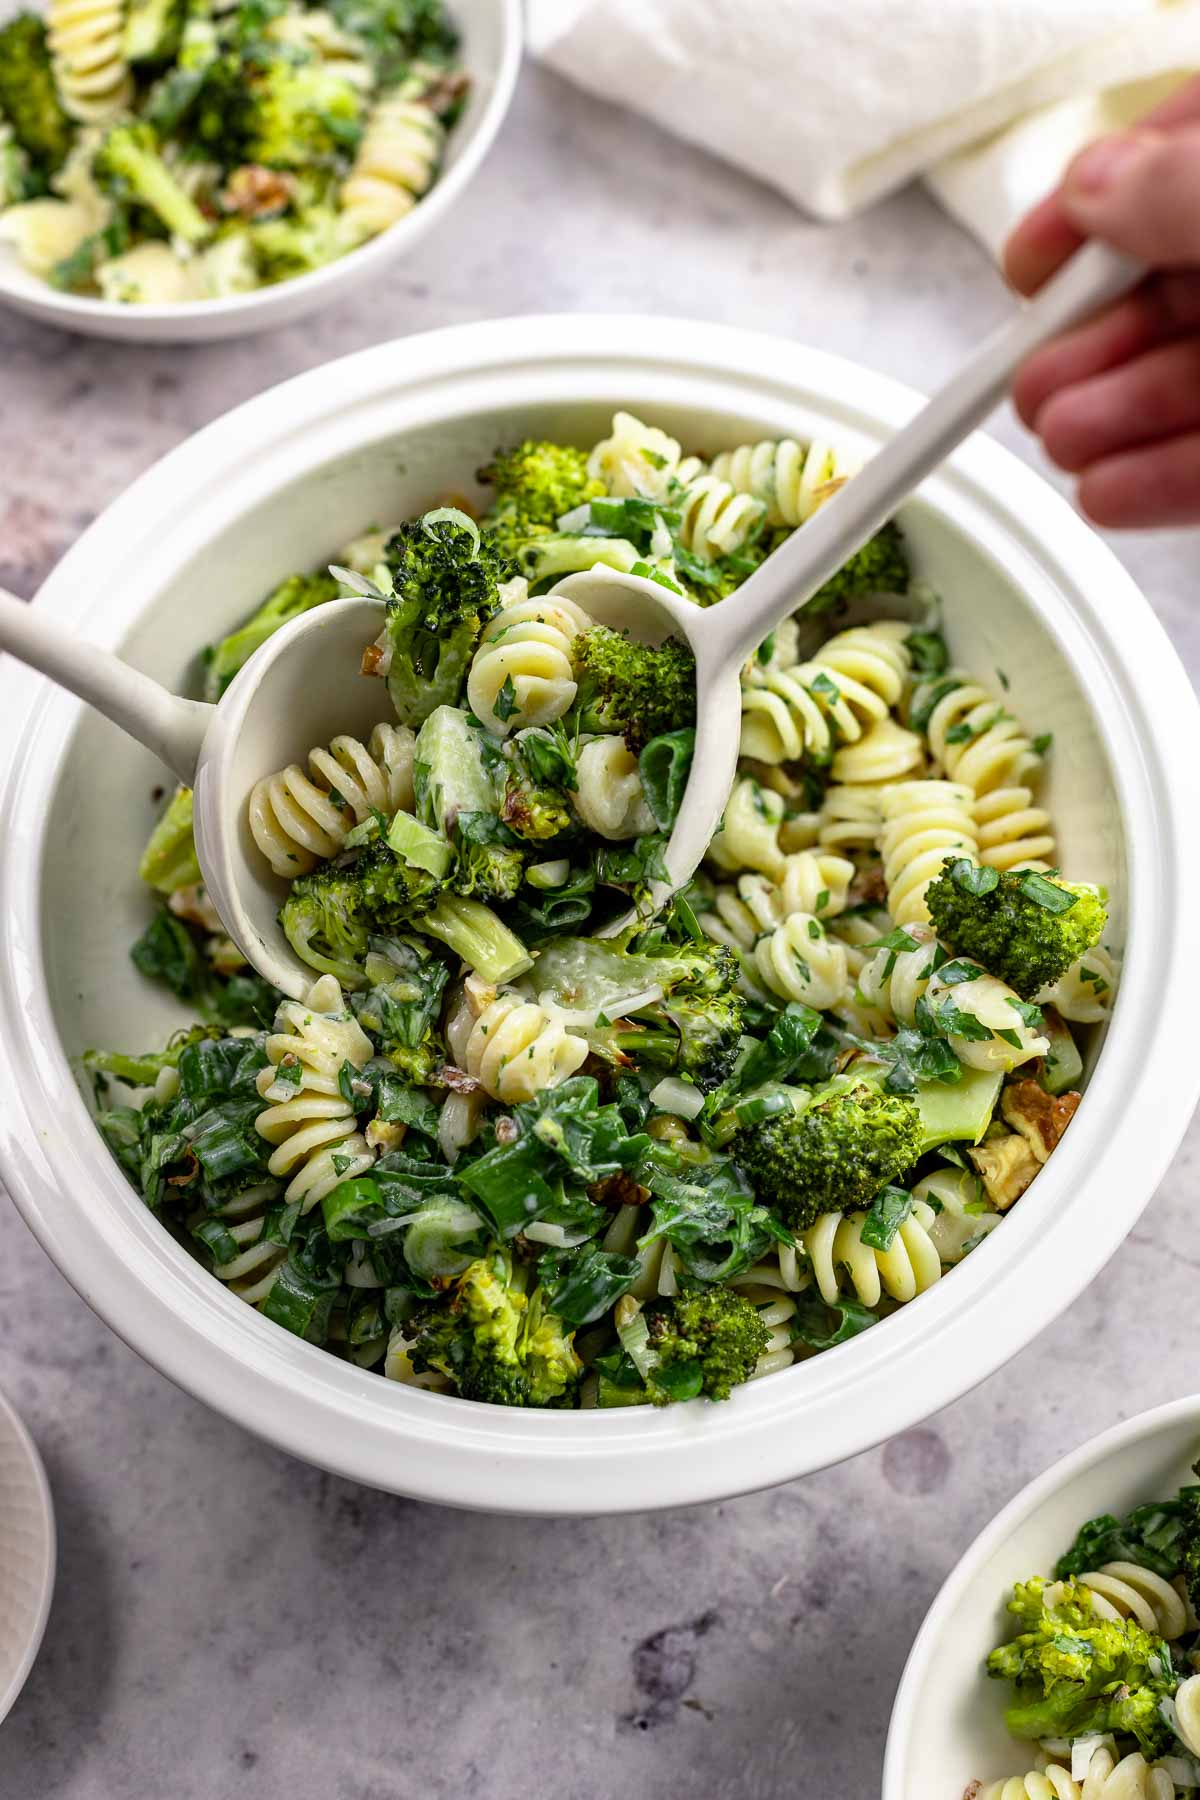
[416,894,532,983]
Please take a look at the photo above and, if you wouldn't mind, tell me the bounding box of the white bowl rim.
[1,313,1199,1515]
[0,1382,55,1728]
[0,0,523,334]
[881,1394,1200,1798]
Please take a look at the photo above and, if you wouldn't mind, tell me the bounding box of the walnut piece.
[1001,1079,1081,1165]
[220,164,295,220]
[966,1132,1041,1211]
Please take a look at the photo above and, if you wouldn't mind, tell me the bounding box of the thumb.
[1060,124,1200,265]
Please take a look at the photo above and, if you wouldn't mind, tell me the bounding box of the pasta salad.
[0,0,464,304]
[90,414,1118,1410]
[973,1467,1200,1798]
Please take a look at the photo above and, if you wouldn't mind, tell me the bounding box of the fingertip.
[1003,194,1083,296]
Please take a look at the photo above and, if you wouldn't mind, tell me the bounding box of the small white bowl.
[0,1385,54,1727]
[1,316,1199,1514]
[884,1398,1200,1798]
[0,0,521,343]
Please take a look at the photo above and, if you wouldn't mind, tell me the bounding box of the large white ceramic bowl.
[1,316,1198,1515]
[0,0,521,343]
[884,1397,1200,1798]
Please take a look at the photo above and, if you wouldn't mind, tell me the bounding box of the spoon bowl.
[195,596,390,999]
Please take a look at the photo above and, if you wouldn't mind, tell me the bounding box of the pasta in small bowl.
[0,316,1196,1513]
[0,0,519,341]
[885,1400,1200,1800]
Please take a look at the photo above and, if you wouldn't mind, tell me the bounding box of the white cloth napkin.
[527,0,1200,254]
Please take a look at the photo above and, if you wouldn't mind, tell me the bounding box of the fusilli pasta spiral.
[709,438,857,528]
[1039,946,1119,1023]
[801,1199,942,1308]
[1172,1672,1200,1756]
[831,714,923,785]
[1061,1564,1190,1639]
[859,922,1048,1072]
[707,778,788,879]
[910,1165,1000,1262]
[466,593,590,736]
[248,721,416,877]
[587,411,682,500]
[254,976,376,1209]
[974,785,1055,871]
[340,85,444,235]
[878,779,978,925]
[739,620,912,766]
[572,735,655,840]
[917,671,1043,796]
[981,1751,1176,1800]
[463,993,588,1103]
[207,1182,290,1306]
[674,470,766,562]
[817,783,883,853]
[47,0,133,123]
[698,851,854,952]
[747,912,849,1010]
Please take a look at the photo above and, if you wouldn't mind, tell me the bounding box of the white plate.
[0,1384,54,1726]
[884,1397,1200,1798]
[0,0,522,342]
[1,316,1198,1514]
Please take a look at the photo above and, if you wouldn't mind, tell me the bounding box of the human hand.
[1005,76,1200,527]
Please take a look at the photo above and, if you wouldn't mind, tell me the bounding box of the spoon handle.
[0,587,211,786]
[717,240,1143,669]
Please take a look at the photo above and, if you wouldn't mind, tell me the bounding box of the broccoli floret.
[732,1076,923,1229]
[988,1576,1175,1761]
[123,0,185,63]
[1177,1475,1200,1620]
[613,939,745,1092]
[477,439,605,564]
[203,570,339,702]
[142,11,224,140]
[927,859,1108,1000]
[92,123,212,246]
[0,124,33,209]
[245,58,364,169]
[498,724,577,843]
[644,1287,769,1403]
[0,14,72,170]
[380,510,510,727]
[501,772,573,842]
[139,786,201,895]
[571,624,697,754]
[248,205,348,283]
[280,842,441,987]
[407,1252,582,1407]
[806,520,910,615]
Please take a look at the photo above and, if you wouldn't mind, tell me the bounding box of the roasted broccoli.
[123,0,185,64]
[732,1075,923,1229]
[644,1286,769,1402]
[248,205,349,282]
[987,1577,1175,1760]
[92,123,213,245]
[406,1252,582,1406]
[477,439,605,563]
[570,624,697,754]
[499,724,577,843]
[280,841,442,986]
[138,786,201,894]
[612,939,744,1092]
[0,14,72,170]
[806,520,910,615]
[203,569,339,701]
[379,509,510,726]
[927,859,1108,1000]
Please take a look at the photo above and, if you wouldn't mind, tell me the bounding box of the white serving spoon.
[556,240,1142,901]
[0,242,1139,997]
[0,586,386,999]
